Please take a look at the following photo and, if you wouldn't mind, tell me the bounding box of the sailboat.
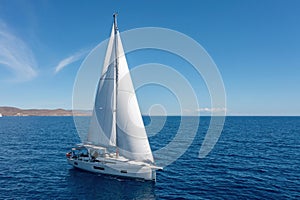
[67,14,162,181]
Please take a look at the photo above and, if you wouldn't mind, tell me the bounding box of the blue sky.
[0,0,299,116]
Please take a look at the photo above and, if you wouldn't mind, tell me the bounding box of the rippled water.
[0,116,299,199]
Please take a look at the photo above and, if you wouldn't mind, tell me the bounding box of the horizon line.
[0,106,299,117]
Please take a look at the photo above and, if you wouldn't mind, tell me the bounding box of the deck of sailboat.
[70,143,160,168]
[67,156,157,168]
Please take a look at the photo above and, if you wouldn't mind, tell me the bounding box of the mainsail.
[87,16,154,163]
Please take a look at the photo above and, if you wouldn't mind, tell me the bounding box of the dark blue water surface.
[0,116,299,199]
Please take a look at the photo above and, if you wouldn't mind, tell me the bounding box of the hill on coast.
[0,106,90,116]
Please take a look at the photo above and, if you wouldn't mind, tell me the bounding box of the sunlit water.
[0,116,299,199]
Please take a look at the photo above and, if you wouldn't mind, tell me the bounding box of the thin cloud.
[197,107,227,113]
[54,49,89,74]
[0,20,38,81]
[181,108,227,116]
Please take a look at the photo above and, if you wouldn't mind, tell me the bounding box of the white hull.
[67,157,156,181]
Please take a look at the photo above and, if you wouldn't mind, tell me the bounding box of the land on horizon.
[0,106,91,116]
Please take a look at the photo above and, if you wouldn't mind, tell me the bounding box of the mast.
[113,13,119,153]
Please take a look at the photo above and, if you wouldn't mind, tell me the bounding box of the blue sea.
[0,116,299,199]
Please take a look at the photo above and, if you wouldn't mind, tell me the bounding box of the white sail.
[87,24,117,147]
[87,19,154,163]
[115,32,154,163]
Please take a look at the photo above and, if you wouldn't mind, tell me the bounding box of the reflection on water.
[66,168,156,199]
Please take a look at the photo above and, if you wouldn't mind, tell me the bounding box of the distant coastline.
[1,107,298,117]
[0,106,91,116]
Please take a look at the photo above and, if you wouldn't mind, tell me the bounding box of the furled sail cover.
[87,24,117,147]
[115,32,154,163]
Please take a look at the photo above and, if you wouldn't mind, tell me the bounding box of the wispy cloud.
[54,49,89,74]
[0,20,37,81]
[197,107,227,113]
[182,107,227,116]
